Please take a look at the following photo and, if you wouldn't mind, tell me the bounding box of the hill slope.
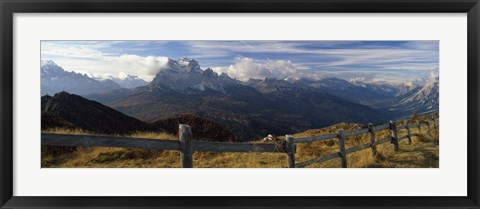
[151,113,238,142]
[42,92,150,134]
[42,116,439,168]
[42,92,237,141]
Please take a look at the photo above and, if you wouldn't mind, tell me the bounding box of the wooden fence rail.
[41,115,439,168]
[292,118,438,168]
[42,134,284,153]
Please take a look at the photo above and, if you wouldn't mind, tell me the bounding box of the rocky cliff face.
[149,58,239,93]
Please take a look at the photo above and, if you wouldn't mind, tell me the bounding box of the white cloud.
[43,54,169,82]
[41,42,169,81]
[104,55,169,81]
[212,57,304,81]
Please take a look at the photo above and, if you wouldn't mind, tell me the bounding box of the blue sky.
[41,40,439,83]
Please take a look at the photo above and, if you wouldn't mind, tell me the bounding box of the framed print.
[1,0,479,208]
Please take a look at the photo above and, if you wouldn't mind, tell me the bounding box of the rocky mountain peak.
[149,58,239,93]
[165,57,202,73]
[203,68,217,77]
[41,60,58,67]
[41,60,64,76]
[392,75,439,114]
[219,72,230,78]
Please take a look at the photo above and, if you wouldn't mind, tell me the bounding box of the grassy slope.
[41,118,439,168]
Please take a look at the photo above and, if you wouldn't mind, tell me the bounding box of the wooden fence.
[41,116,439,168]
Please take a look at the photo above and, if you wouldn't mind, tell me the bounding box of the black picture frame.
[1,0,479,208]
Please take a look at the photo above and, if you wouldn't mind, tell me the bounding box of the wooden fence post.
[426,121,431,134]
[285,135,296,168]
[179,124,193,168]
[367,123,377,156]
[417,122,422,134]
[405,125,412,145]
[389,121,399,152]
[337,129,347,168]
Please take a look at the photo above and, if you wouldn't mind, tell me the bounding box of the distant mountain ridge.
[108,74,148,89]
[391,75,439,114]
[41,60,121,96]
[294,77,406,107]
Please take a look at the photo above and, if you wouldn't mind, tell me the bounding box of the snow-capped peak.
[163,58,202,73]
[178,57,193,65]
[108,74,148,89]
[284,77,301,83]
[41,60,58,67]
[41,60,65,76]
[149,58,239,93]
[394,72,439,113]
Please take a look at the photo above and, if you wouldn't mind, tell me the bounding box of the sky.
[41,40,439,83]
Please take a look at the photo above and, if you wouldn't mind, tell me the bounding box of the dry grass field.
[41,117,439,168]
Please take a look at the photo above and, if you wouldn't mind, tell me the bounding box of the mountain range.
[41,60,148,95]
[390,75,439,114]
[41,58,439,140]
[41,60,121,95]
[107,75,148,89]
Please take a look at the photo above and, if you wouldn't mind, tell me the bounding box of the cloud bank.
[212,57,304,81]
[104,55,169,81]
